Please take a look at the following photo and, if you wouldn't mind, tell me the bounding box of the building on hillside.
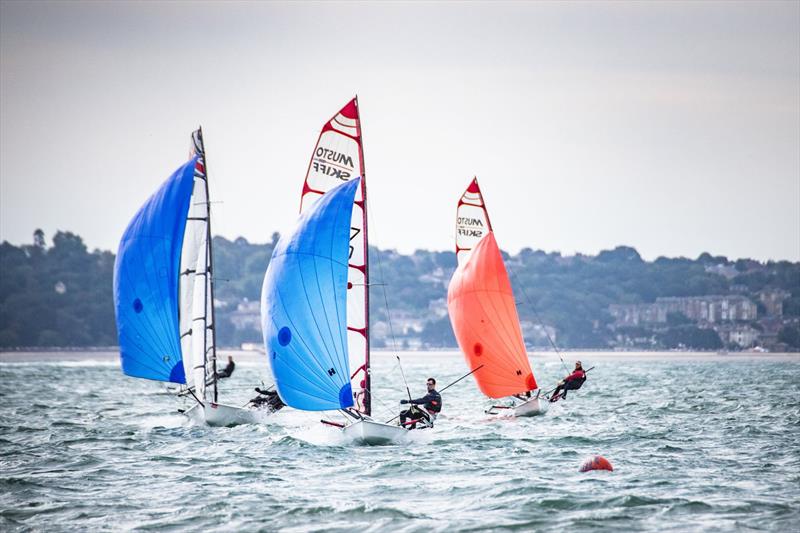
[608,303,666,326]
[427,297,448,319]
[520,321,558,347]
[371,321,391,343]
[704,264,739,279]
[609,295,757,326]
[657,295,757,322]
[418,267,449,288]
[715,324,761,348]
[758,289,791,317]
[388,310,425,336]
[229,299,261,332]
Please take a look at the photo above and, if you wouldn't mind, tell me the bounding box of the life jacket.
[425,390,442,413]
[568,370,586,389]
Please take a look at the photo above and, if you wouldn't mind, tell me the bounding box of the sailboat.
[261,98,408,445]
[114,128,268,426]
[446,178,549,417]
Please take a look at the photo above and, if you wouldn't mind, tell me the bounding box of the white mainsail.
[178,130,215,401]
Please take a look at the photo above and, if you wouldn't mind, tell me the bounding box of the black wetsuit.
[216,360,235,379]
[251,387,285,411]
[399,389,442,428]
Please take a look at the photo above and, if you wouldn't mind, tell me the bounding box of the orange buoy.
[579,455,613,472]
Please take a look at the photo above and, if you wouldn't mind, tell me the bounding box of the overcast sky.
[1,1,798,261]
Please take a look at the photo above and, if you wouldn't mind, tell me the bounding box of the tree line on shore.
[1,230,798,350]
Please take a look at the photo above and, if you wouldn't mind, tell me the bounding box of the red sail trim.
[321,122,360,142]
[299,97,363,210]
[455,177,494,266]
[460,177,492,231]
[337,98,359,119]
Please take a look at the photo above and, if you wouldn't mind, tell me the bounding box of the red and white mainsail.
[299,98,371,415]
[455,177,493,266]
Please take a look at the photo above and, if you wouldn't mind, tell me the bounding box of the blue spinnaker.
[113,157,198,383]
[261,178,360,411]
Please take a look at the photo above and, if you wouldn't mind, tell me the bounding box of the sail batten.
[448,179,538,399]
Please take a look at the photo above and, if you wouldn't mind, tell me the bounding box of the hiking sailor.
[399,377,442,429]
[250,386,285,412]
[549,361,586,402]
[202,355,235,387]
[216,355,236,379]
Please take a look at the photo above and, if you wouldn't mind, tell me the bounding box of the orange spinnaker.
[447,232,537,398]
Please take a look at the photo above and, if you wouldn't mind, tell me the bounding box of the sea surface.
[1,351,799,532]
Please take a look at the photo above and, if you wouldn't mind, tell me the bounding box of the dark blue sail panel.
[261,178,360,411]
[113,157,198,383]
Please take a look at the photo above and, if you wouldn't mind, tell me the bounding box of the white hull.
[514,397,549,417]
[342,419,408,445]
[182,401,272,427]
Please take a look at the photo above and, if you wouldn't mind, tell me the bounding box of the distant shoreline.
[1,349,798,363]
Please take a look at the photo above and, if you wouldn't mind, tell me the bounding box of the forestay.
[299,98,371,414]
[114,158,198,383]
[261,179,360,411]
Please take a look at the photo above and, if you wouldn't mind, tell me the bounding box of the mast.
[198,127,219,402]
[355,96,372,417]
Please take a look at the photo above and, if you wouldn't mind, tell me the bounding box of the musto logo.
[312,148,354,181]
[457,217,484,238]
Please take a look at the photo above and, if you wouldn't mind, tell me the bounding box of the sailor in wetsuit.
[204,355,235,387]
[550,361,586,402]
[399,378,442,430]
[250,386,285,412]
[216,356,236,379]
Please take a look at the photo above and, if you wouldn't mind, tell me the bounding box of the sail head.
[456,177,493,265]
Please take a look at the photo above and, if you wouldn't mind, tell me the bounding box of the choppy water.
[1,352,799,532]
